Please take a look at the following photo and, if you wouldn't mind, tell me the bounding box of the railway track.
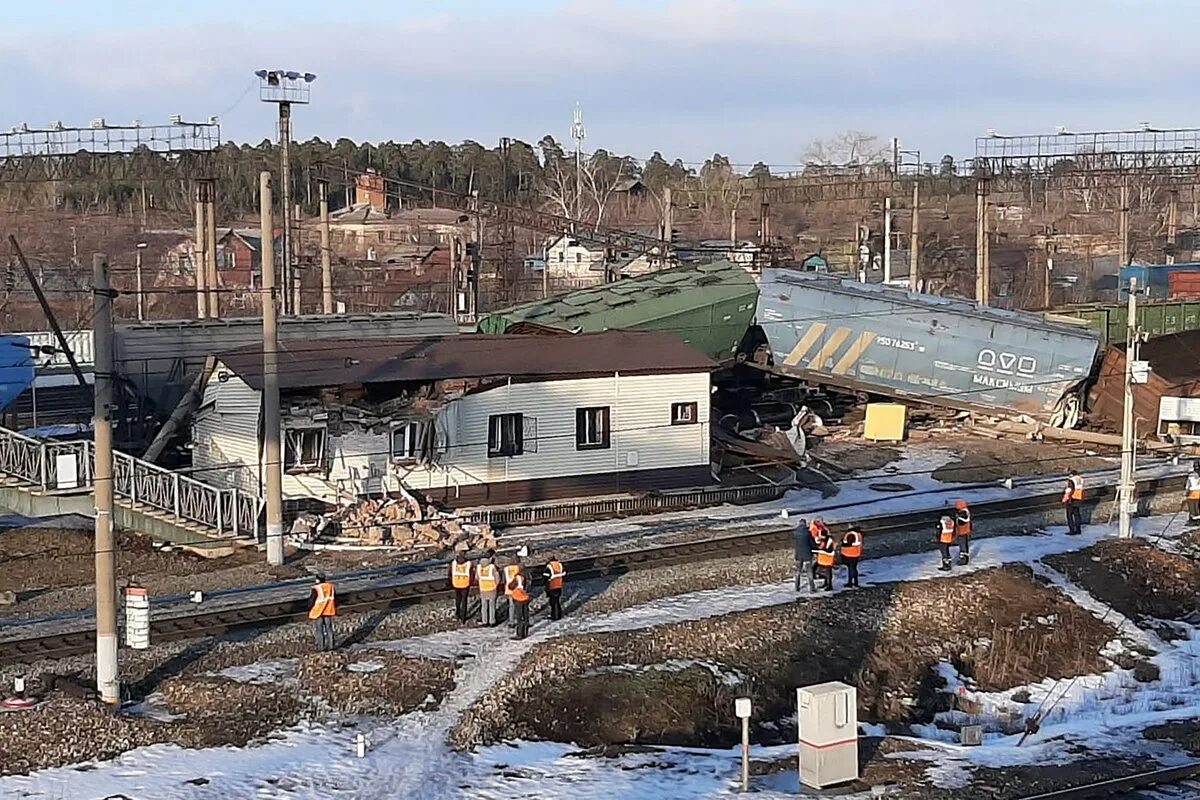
[1020,762,1200,799]
[0,471,1184,667]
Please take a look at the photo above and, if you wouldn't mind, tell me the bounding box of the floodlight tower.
[257,69,316,314]
[571,102,586,224]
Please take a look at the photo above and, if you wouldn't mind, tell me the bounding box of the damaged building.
[191,331,716,513]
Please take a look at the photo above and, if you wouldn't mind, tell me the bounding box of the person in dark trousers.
[502,556,522,627]
[507,565,531,640]
[815,531,837,591]
[954,499,973,564]
[476,550,500,627]
[308,573,337,651]
[840,525,863,588]
[1061,470,1084,536]
[937,513,956,571]
[792,517,815,593]
[449,551,473,623]
[808,518,830,587]
[542,555,566,621]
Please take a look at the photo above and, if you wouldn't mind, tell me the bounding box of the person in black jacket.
[792,517,814,593]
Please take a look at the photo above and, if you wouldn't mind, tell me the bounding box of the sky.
[1,0,1196,168]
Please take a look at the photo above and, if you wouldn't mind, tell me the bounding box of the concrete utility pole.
[470,191,482,320]
[135,243,146,321]
[662,186,674,263]
[279,103,293,315]
[1044,241,1056,309]
[193,185,208,319]
[260,173,285,566]
[883,196,893,284]
[92,253,119,704]
[1118,276,1141,540]
[319,180,334,314]
[205,182,219,317]
[1119,177,1131,267]
[909,184,920,291]
[1166,190,1178,265]
[730,207,738,246]
[975,179,990,305]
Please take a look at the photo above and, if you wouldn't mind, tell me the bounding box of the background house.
[192,330,715,509]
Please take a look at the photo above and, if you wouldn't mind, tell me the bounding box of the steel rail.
[1017,762,1200,799]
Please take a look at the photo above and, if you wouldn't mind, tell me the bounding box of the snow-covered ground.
[4,512,1198,799]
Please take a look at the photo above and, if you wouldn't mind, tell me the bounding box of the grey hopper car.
[755,269,1100,419]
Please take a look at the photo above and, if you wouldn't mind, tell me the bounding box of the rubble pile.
[157,675,307,748]
[296,651,454,716]
[293,494,497,553]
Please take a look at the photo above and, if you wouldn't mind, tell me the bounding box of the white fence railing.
[0,425,260,540]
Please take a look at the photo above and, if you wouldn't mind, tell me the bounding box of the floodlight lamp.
[267,72,280,86]
[50,121,63,131]
[254,69,269,78]
[90,118,105,129]
[303,73,317,82]
[169,114,182,124]
[284,71,300,80]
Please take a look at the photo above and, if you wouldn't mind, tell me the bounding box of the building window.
[671,402,699,425]
[558,251,565,262]
[284,427,326,473]
[488,413,524,457]
[576,407,611,450]
[575,252,583,263]
[391,421,423,461]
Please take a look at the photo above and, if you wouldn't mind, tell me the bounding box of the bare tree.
[802,131,890,166]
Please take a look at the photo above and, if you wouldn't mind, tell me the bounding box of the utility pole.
[92,253,119,704]
[975,178,990,305]
[1118,276,1141,540]
[909,183,920,291]
[135,242,147,321]
[662,186,674,269]
[471,195,483,320]
[193,184,208,319]
[883,196,893,284]
[1119,177,1130,268]
[291,203,302,315]
[1166,190,1178,265]
[730,207,738,245]
[260,172,284,566]
[279,103,293,315]
[1044,240,1056,309]
[319,180,334,314]
[204,181,219,318]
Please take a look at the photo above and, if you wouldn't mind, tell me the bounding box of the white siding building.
[192,331,714,508]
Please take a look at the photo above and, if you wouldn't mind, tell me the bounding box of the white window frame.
[671,401,698,425]
[283,426,326,473]
[576,406,610,450]
[391,420,423,461]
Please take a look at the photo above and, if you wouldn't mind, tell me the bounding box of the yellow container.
[864,403,907,442]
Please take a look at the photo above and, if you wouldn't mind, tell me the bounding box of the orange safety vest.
[1186,473,1200,500]
[808,520,828,544]
[816,539,836,567]
[508,573,530,603]
[955,507,972,536]
[841,530,863,559]
[477,562,499,592]
[309,581,336,619]
[450,560,472,589]
[938,516,955,544]
[546,560,565,591]
[502,565,521,595]
[1063,475,1084,503]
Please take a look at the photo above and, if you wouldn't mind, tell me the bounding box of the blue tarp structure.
[0,336,36,412]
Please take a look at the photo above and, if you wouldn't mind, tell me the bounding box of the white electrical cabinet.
[797,681,859,789]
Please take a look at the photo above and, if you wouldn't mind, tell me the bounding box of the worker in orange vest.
[1183,462,1200,522]
[507,565,532,640]
[809,518,830,589]
[954,499,973,565]
[937,513,956,571]
[1061,470,1084,536]
[815,531,837,591]
[840,526,863,588]
[542,555,567,621]
[502,556,523,627]
[308,573,337,651]
[476,550,500,627]
[449,551,473,623]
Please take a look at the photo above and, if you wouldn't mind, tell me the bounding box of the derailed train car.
[753,269,1101,419]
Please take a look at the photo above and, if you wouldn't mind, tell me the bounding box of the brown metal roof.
[1117,329,1200,385]
[218,330,715,391]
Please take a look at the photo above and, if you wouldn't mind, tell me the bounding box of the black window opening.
[576,406,611,450]
[391,421,423,461]
[284,427,326,472]
[488,413,524,457]
[671,401,699,425]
